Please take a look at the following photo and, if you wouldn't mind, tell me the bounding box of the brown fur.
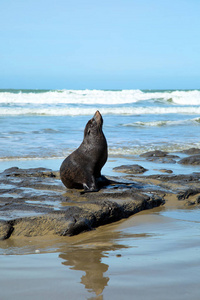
[60,111,108,191]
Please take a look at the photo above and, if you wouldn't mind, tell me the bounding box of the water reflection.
[60,248,109,296]
[58,229,131,297]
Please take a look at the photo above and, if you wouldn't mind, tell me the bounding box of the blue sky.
[1,0,200,89]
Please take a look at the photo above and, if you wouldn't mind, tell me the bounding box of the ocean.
[0,89,200,172]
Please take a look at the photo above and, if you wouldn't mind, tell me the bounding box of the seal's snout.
[93,110,102,125]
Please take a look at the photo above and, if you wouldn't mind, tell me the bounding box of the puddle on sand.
[0,183,16,190]
[160,208,200,223]
[0,193,21,198]
[19,187,60,196]
[26,200,61,211]
[0,210,43,221]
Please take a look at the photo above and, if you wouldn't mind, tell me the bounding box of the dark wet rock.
[178,155,200,165]
[2,167,60,178]
[149,157,177,164]
[181,148,200,155]
[0,221,14,240]
[147,173,200,183]
[197,196,200,204]
[1,166,200,240]
[0,167,164,239]
[140,150,168,158]
[122,172,200,201]
[113,164,148,174]
[187,200,196,206]
[177,188,200,201]
[140,151,179,164]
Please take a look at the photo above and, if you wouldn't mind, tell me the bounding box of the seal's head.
[84,110,103,138]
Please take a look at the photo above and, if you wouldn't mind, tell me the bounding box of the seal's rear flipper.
[97,175,138,189]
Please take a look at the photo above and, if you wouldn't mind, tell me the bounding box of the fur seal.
[60,111,108,192]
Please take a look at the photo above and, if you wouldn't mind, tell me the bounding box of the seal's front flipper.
[81,176,99,193]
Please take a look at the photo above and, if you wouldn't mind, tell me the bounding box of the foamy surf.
[0,89,200,105]
[1,106,200,116]
[1,141,200,161]
[122,117,200,127]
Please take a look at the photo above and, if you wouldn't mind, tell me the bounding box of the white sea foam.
[123,117,200,127]
[0,90,144,105]
[0,89,200,105]
[1,141,199,160]
[108,142,200,156]
[1,106,200,116]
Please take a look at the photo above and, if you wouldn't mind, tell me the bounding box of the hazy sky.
[1,0,200,89]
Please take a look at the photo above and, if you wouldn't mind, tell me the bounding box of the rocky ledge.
[1,149,200,240]
[0,167,163,240]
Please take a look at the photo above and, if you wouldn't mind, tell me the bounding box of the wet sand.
[1,202,200,300]
[0,154,200,300]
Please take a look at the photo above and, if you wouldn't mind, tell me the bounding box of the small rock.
[181,148,200,155]
[148,157,177,164]
[177,188,200,200]
[196,196,200,204]
[187,200,196,206]
[159,169,173,174]
[178,155,200,165]
[113,164,148,174]
[140,150,168,158]
[140,151,179,164]
[0,221,14,240]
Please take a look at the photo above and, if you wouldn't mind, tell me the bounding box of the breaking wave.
[123,117,200,127]
[0,89,200,105]
[1,106,200,116]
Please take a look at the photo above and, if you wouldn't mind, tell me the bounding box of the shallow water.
[1,207,200,300]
